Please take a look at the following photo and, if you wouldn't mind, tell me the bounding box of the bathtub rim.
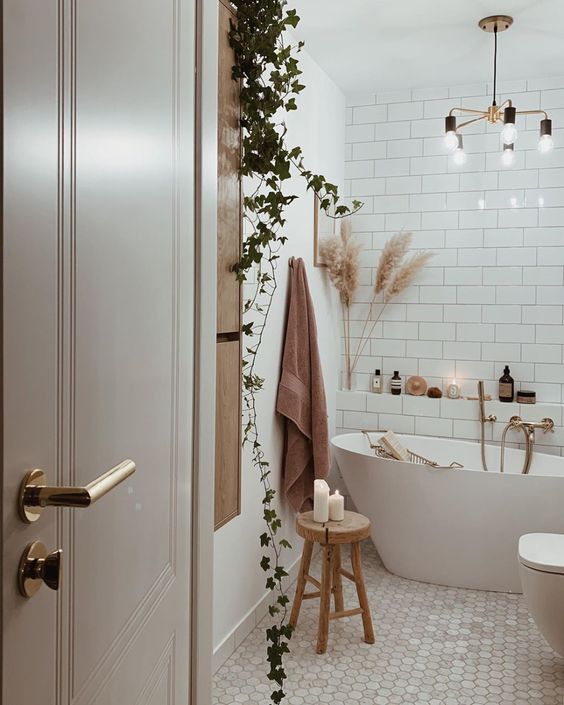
[331,430,564,479]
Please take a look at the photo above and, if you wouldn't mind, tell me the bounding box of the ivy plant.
[228,2,361,702]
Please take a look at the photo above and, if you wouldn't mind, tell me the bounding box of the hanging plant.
[228,2,361,703]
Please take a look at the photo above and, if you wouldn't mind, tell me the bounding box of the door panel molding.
[135,635,175,705]
[72,566,175,704]
[64,0,188,700]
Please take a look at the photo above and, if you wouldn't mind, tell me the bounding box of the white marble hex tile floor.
[213,542,564,705]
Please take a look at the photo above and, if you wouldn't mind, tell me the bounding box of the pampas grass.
[321,226,433,389]
[319,218,360,307]
[374,231,411,294]
[384,251,434,302]
[350,234,434,372]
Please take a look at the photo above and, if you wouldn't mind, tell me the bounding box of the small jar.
[517,390,536,404]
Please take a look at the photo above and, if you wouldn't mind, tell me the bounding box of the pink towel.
[276,258,330,512]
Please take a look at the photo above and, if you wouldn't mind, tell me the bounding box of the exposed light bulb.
[501,122,518,145]
[538,133,554,153]
[453,147,466,166]
[501,145,515,167]
[452,134,466,166]
[444,131,459,152]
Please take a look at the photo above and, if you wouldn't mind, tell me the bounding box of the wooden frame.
[313,192,335,267]
[192,0,217,701]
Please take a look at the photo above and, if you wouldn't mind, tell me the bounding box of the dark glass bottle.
[499,365,514,403]
[390,371,402,396]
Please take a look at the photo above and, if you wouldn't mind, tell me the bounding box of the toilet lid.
[519,533,564,575]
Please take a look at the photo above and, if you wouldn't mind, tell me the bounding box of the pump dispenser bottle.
[499,365,514,402]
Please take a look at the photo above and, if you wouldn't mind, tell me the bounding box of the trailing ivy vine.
[229,2,361,702]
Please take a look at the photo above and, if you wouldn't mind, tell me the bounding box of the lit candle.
[447,379,461,399]
[328,490,345,522]
[313,479,329,523]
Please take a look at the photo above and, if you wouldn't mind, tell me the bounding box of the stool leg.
[351,541,375,644]
[289,540,314,629]
[316,544,334,654]
[332,544,344,612]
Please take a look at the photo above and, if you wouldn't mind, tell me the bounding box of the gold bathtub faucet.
[500,415,555,475]
[478,380,497,472]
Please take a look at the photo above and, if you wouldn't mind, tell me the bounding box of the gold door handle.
[18,541,62,597]
[18,459,136,523]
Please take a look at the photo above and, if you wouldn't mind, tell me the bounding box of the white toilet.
[519,533,564,657]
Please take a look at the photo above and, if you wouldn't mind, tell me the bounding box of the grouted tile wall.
[343,76,564,403]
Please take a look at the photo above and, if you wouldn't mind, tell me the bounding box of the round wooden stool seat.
[290,509,375,654]
[296,510,371,545]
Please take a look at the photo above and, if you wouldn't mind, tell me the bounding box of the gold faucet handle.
[487,414,497,423]
[541,417,555,433]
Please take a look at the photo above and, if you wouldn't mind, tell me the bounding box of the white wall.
[343,76,564,403]
[212,49,345,663]
[333,76,564,475]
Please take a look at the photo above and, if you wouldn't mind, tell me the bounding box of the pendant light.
[443,16,554,163]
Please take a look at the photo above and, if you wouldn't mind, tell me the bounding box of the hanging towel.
[276,257,330,512]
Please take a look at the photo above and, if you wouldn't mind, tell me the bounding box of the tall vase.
[342,361,357,391]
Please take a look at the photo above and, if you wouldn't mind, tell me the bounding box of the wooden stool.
[289,510,375,654]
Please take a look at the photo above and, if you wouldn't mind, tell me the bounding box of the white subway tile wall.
[335,392,564,458]
[343,76,564,406]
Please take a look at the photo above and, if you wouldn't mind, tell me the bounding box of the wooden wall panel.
[215,0,242,530]
[214,340,241,529]
[217,0,241,335]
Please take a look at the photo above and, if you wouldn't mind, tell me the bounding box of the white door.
[3,1,196,703]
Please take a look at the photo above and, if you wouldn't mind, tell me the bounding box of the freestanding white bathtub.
[331,432,564,593]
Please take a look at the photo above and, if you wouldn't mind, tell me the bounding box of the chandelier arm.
[516,109,549,120]
[448,107,489,117]
[456,115,488,131]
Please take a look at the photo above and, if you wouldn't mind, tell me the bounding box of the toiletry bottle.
[499,365,514,403]
[371,369,382,394]
[391,371,402,396]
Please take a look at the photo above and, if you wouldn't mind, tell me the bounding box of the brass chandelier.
[444,15,554,166]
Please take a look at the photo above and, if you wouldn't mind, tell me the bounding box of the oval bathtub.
[331,432,564,593]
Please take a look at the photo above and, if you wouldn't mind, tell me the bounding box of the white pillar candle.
[313,479,329,523]
[328,490,345,522]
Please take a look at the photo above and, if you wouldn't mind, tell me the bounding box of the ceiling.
[291,0,564,95]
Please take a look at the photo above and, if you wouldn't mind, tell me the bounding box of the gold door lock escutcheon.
[18,541,62,598]
[18,459,136,523]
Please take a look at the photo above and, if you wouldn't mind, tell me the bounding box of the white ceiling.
[292,0,564,95]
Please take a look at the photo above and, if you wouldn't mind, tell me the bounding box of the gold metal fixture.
[500,416,555,474]
[18,459,136,523]
[18,541,62,598]
[478,15,513,33]
[361,430,463,469]
[477,381,497,472]
[443,17,554,158]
